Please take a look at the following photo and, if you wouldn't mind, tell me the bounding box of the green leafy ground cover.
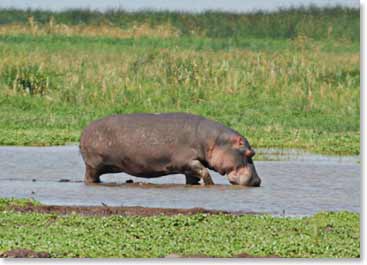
[0,199,360,258]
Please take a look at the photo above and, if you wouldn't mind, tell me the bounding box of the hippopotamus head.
[207,134,261,187]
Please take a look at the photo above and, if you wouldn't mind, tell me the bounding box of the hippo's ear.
[230,135,244,148]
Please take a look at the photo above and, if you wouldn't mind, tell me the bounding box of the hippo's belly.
[102,151,180,178]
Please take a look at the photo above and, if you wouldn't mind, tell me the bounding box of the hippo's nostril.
[245,149,255,158]
[251,178,261,187]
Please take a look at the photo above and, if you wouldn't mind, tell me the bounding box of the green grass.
[0,199,360,258]
[0,7,360,155]
[0,34,359,53]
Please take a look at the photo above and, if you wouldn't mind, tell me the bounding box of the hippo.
[79,113,261,186]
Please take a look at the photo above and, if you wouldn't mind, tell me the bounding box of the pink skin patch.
[227,166,252,185]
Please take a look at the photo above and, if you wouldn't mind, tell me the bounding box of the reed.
[0,6,359,41]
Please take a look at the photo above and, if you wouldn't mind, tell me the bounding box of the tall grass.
[0,7,360,154]
[0,6,360,41]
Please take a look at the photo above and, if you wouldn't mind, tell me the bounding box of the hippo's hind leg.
[84,164,101,184]
[186,160,214,185]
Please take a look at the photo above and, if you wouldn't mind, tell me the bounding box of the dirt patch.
[9,203,257,217]
[0,249,51,258]
[165,253,280,258]
[0,249,279,258]
[233,253,280,258]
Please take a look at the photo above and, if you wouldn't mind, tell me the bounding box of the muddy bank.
[0,249,280,259]
[0,248,279,258]
[0,249,51,258]
[8,203,259,217]
[165,253,280,258]
[89,181,248,189]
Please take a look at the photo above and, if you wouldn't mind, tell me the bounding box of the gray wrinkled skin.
[80,113,261,186]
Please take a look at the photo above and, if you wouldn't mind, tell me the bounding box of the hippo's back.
[80,112,204,146]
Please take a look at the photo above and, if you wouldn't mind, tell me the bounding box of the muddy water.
[0,146,360,216]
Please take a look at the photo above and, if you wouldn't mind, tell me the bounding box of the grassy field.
[0,7,360,154]
[0,8,360,259]
[0,199,360,258]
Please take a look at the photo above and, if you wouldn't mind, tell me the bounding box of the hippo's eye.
[231,136,245,148]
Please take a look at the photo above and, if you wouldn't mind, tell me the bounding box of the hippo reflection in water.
[80,113,261,186]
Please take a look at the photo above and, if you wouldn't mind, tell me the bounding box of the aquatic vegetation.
[0,199,360,258]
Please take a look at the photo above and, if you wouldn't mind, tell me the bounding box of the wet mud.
[165,253,280,258]
[0,248,279,258]
[89,181,249,190]
[0,249,51,258]
[9,202,257,217]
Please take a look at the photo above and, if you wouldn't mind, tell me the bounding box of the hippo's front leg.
[186,160,214,185]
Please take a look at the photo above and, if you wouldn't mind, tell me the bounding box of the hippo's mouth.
[226,171,250,185]
[227,177,239,185]
[225,167,260,187]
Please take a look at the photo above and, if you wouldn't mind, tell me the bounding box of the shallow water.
[0,145,360,216]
